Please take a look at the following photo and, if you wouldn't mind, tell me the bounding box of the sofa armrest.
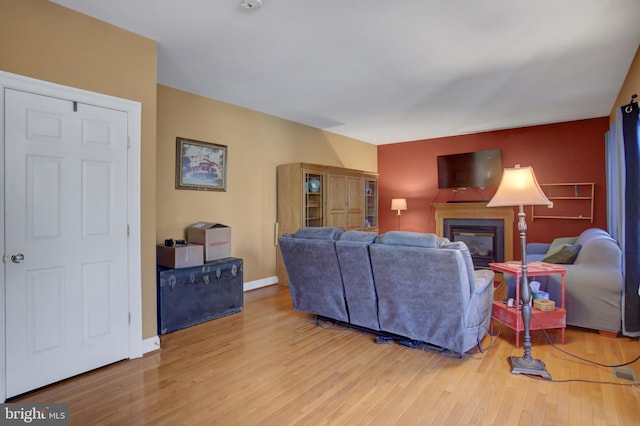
[562,265,623,292]
[465,269,495,332]
[574,236,622,268]
[472,270,494,295]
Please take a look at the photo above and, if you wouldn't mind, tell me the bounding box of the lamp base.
[508,356,552,380]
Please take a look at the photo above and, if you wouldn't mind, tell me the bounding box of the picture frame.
[175,137,227,191]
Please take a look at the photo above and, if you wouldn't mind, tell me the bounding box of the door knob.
[11,253,24,263]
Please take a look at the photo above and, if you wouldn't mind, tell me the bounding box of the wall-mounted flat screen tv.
[437,149,502,189]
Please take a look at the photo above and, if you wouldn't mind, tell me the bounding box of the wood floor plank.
[8,284,640,425]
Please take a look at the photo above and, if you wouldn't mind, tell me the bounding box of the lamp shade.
[391,198,407,211]
[487,165,551,207]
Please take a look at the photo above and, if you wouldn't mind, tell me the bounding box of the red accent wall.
[377,118,610,259]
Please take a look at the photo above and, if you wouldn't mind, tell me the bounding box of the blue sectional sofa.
[278,227,495,354]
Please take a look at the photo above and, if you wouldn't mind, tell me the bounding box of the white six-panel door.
[4,88,130,398]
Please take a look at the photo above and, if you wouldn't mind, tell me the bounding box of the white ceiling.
[51,0,640,144]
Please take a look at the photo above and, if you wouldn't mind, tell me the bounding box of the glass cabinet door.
[364,178,378,230]
[304,171,324,227]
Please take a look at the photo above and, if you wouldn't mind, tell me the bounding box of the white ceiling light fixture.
[240,0,262,10]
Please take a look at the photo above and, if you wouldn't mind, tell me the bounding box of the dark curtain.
[622,101,640,332]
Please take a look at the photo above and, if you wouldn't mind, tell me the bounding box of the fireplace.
[433,202,514,267]
[443,219,504,269]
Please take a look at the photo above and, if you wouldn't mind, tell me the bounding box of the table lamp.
[487,164,552,379]
[391,198,407,230]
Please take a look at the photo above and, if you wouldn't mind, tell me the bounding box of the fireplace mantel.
[433,203,515,261]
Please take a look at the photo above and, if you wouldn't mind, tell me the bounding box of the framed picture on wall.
[175,137,227,191]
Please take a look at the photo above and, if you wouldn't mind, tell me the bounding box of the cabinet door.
[364,178,378,230]
[327,173,347,229]
[327,173,364,230]
[303,170,325,227]
[346,175,364,229]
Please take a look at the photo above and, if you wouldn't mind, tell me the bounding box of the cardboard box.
[187,222,231,261]
[157,244,204,269]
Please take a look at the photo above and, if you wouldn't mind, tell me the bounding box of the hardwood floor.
[10,285,640,425]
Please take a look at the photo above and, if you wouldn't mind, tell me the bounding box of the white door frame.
[0,70,143,402]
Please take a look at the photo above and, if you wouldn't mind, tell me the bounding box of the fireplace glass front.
[444,219,505,269]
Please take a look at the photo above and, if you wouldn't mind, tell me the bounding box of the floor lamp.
[487,164,553,380]
[391,198,407,230]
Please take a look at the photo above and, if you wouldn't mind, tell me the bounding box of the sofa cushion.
[339,230,377,243]
[279,231,349,322]
[293,227,342,240]
[375,231,439,248]
[336,232,380,330]
[543,243,582,264]
[546,236,578,254]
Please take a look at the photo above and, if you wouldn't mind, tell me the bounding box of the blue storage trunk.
[157,257,243,334]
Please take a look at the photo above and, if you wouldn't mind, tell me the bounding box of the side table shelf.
[491,302,567,349]
[489,261,566,348]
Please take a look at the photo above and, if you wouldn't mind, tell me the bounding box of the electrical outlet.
[613,366,639,384]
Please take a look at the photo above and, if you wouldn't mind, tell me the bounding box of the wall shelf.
[531,182,594,222]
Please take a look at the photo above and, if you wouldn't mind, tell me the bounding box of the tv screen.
[437,149,502,189]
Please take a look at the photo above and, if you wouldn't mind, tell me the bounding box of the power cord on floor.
[524,312,640,386]
[455,322,503,358]
[531,312,640,368]
[475,321,503,353]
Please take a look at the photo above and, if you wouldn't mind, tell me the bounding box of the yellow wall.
[0,0,158,338]
[1,0,376,340]
[0,0,636,342]
[611,44,640,119]
[156,86,377,283]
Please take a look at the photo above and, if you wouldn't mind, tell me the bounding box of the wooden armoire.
[276,163,378,285]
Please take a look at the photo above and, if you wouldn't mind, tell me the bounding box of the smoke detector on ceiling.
[240,0,263,9]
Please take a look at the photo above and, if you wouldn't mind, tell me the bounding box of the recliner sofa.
[278,227,495,354]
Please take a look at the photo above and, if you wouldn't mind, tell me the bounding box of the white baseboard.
[244,275,278,292]
[142,336,161,354]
